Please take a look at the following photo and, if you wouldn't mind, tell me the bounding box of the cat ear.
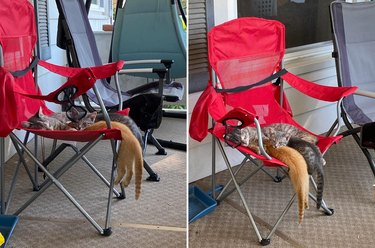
[37,107,44,117]
[87,111,97,122]
[69,106,79,118]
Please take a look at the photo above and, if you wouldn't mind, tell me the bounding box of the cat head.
[22,108,54,130]
[264,128,291,148]
[240,127,257,146]
[224,127,242,147]
[66,107,97,130]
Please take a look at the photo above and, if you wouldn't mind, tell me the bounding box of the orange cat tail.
[134,153,143,200]
[111,121,143,200]
[297,188,306,224]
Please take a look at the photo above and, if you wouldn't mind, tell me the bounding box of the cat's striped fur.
[287,137,325,209]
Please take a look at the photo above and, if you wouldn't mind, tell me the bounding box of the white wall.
[214,0,238,25]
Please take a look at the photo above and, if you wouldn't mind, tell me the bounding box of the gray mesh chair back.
[56,0,127,107]
[331,0,375,125]
[330,0,375,176]
[56,0,168,180]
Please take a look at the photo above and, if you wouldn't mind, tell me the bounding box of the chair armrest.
[38,60,125,79]
[217,107,257,128]
[281,71,357,102]
[126,59,174,67]
[118,68,167,77]
[218,107,273,159]
[354,89,375,99]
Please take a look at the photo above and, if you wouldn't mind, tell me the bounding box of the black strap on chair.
[10,57,39,78]
[216,69,288,93]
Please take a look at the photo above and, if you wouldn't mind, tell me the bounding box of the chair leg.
[216,140,263,243]
[1,138,5,214]
[215,138,333,245]
[216,157,261,202]
[141,130,161,181]
[10,133,118,235]
[309,176,334,216]
[37,143,122,198]
[103,139,119,236]
[264,194,296,243]
[143,160,160,182]
[342,114,375,177]
[148,133,167,155]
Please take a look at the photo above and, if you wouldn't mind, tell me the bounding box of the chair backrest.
[111,0,187,79]
[208,17,285,90]
[56,0,125,107]
[207,17,290,125]
[0,0,45,131]
[331,1,375,124]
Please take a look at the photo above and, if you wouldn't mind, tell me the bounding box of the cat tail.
[288,161,309,224]
[315,167,324,209]
[119,135,143,200]
[115,122,143,200]
[84,121,143,199]
[134,147,143,200]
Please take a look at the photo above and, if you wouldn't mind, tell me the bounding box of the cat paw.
[121,180,130,188]
[114,177,123,185]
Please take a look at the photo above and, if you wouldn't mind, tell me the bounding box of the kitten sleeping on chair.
[22,107,144,199]
[225,123,325,223]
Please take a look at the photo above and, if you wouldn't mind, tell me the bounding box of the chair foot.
[260,238,271,246]
[102,227,112,236]
[33,186,40,191]
[324,208,334,216]
[273,176,283,183]
[117,193,126,200]
[155,149,167,155]
[146,173,160,182]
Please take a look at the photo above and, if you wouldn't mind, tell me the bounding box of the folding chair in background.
[0,0,150,236]
[111,0,187,152]
[112,0,186,82]
[55,0,173,181]
[189,17,357,245]
[330,0,375,178]
[56,0,186,157]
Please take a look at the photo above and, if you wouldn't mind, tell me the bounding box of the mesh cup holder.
[223,119,243,148]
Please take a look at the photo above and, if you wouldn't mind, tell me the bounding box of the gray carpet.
[2,117,187,248]
[189,137,375,248]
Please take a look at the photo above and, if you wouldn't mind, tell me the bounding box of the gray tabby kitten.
[22,108,79,130]
[266,123,318,144]
[22,107,144,148]
[225,123,317,154]
[287,137,325,209]
[225,126,288,154]
[96,112,144,149]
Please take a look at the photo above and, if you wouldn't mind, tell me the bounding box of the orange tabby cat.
[265,143,309,224]
[84,121,143,200]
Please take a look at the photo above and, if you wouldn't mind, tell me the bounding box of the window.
[92,0,105,8]
[189,0,215,93]
[237,0,334,48]
[35,0,51,60]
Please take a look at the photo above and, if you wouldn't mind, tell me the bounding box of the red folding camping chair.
[189,17,357,245]
[0,0,165,235]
